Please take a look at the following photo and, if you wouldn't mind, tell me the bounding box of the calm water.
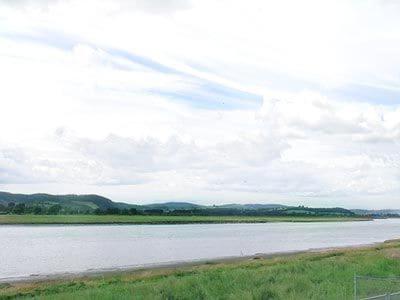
[1,219,400,280]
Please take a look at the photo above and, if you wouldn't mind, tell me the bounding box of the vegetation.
[0,214,368,225]
[0,192,135,215]
[2,240,400,299]
[0,191,360,218]
[351,209,400,218]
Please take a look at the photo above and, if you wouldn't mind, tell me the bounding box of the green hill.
[216,204,286,210]
[0,191,137,213]
[0,191,357,217]
[351,209,400,217]
[141,202,205,211]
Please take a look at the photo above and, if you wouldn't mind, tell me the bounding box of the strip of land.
[0,214,370,225]
[1,240,400,299]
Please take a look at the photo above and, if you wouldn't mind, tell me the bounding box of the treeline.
[0,202,64,215]
[0,202,355,217]
[0,203,147,216]
[164,206,355,217]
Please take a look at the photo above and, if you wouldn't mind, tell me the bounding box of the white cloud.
[1,0,400,208]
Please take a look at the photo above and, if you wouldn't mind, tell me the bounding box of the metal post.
[354,275,358,300]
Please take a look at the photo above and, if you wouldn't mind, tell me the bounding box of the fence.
[355,275,400,300]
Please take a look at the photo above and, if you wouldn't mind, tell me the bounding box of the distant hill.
[351,209,400,217]
[139,202,287,211]
[0,191,358,217]
[0,191,137,213]
[216,204,286,210]
[141,202,205,211]
[0,193,287,213]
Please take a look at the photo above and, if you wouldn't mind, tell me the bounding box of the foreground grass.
[2,241,400,299]
[0,214,369,225]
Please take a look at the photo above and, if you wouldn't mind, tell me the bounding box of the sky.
[1,0,400,208]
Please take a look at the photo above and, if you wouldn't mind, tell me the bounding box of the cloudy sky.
[1,0,400,208]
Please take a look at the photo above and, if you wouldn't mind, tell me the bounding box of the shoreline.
[0,241,384,285]
[0,219,373,227]
[0,214,372,226]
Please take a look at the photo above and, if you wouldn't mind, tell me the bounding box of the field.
[2,240,400,299]
[0,214,369,225]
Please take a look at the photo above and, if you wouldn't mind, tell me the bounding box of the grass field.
[2,240,400,299]
[0,214,370,225]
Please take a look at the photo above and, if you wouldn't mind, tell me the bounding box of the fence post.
[354,275,357,300]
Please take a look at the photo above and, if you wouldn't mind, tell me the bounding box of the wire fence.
[355,275,400,300]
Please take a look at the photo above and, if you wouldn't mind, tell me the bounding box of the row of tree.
[94,208,139,215]
[0,202,62,215]
[0,203,142,215]
[0,202,355,217]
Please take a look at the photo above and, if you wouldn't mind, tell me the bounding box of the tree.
[48,204,62,215]
[129,208,138,215]
[94,208,103,215]
[13,203,25,214]
[105,207,120,215]
[33,206,43,215]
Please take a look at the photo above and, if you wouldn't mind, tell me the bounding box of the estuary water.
[1,219,400,280]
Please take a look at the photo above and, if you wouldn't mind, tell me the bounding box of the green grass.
[0,214,369,225]
[2,241,400,299]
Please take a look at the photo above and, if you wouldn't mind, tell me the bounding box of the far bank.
[0,214,371,225]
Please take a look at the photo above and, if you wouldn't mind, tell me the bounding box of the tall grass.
[2,241,400,299]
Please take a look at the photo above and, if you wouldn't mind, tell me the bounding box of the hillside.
[351,209,400,217]
[0,191,357,217]
[217,204,286,210]
[0,191,137,214]
[142,202,205,211]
